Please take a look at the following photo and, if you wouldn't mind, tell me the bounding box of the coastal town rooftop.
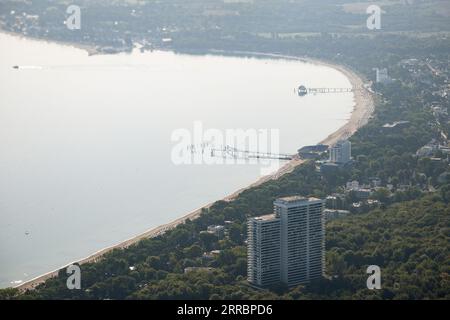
[251,213,278,222]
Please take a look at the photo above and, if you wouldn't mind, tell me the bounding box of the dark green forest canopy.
[2,194,448,300]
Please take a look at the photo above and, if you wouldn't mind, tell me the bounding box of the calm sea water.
[0,33,354,288]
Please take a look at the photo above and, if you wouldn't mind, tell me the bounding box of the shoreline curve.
[13,46,375,292]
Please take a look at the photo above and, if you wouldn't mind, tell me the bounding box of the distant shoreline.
[9,35,374,291]
[210,50,375,146]
[0,29,100,56]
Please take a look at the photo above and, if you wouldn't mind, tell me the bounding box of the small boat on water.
[12,65,19,69]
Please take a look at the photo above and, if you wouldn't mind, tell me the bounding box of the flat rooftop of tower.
[274,196,322,204]
[251,213,278,222]
[276,195,321,202]
[277,195,306,202]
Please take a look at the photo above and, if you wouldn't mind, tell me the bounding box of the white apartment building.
[247,196,325,287]
[247,214,281,287]
[329,140,352,164]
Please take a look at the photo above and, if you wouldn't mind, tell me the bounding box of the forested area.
[1,188,448,299]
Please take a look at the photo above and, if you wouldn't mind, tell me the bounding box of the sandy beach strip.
[16,51,374,292]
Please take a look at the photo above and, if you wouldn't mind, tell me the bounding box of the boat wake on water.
[12,65,44,70]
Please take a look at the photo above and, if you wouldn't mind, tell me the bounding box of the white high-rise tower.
[247,214,281,287]
[247,196,325,287]
[274,196,325,287]
[329,140,352,164]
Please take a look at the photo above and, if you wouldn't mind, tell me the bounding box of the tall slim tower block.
[274,196,325,287]
[247,196,325,287]
[329,140,352,164]
[247,214,281,287]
